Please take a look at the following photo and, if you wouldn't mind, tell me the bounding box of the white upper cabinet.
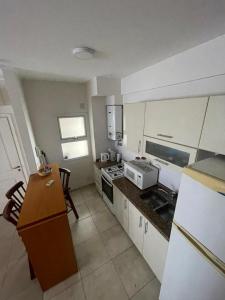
[123,102,145,154]
[199,95,225,155]
[144,97,208,147]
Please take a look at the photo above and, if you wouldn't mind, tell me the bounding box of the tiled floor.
[0,184,160,300]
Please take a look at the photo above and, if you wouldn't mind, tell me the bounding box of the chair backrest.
[59,168,71,192]
[5,181,26,209]
[3,199,21,226]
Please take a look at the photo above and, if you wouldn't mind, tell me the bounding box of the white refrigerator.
[160,156,225,300]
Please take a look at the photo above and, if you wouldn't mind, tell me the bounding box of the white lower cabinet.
[143,220,169,282]
[114,186,129,233]
[128,201,145,253]
[114,187,169,282]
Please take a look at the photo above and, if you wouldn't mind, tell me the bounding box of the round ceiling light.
[72,47,96,59]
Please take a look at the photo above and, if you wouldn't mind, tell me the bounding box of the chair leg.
[28,258,35,280]
[67,193,79,219]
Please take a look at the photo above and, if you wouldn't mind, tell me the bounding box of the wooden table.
[17,164,78,291]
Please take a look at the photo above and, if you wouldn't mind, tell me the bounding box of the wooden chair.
[5,181,26,209]
[59,168,79,220]
[4,183,35,280]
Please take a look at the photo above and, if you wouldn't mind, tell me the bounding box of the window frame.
[58,115,87,140]
[58,114,89,160]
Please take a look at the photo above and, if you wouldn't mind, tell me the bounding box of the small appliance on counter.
[100,152,109,162]
[124,160,159,190]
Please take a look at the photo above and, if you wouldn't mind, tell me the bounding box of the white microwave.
[124,160,159,190]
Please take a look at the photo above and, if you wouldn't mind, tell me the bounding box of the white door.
[160,225,225,300]
[144,97,208,147]
[123,102,145,154]
[199,95,225,155]
[0,116,26,213]
[143,220,168,282]
[128,201,145,253]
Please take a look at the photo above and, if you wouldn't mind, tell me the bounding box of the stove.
[102,164,124,182]
[101,163,124,214]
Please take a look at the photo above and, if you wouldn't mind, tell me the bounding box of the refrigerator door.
[174,174,225,262]
[160,225,225,300]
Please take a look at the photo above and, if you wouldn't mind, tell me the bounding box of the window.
[58,116,89,159]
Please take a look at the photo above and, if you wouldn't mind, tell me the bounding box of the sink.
[155,204,175,224]
[140,191,168,210]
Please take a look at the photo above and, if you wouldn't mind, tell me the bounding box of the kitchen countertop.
[95,160,117,169]
[113,177,173,240]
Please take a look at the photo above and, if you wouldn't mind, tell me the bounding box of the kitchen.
[0,1,225,299]
[94,95,225,298]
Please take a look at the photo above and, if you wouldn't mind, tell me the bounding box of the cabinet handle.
[124,199,127,209]
[139,216,143,228]
[144,221,148,234]
[138,140,141,153]
[157,133,173,139]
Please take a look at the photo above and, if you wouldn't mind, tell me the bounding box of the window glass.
[145,141,190,167]
[59,117,86,139]
[61,140,88,160]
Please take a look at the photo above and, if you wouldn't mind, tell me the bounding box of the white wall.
[2,69,38,175]
[22,79,94,189]
[122,34,225,102]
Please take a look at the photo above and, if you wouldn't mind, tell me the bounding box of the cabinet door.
[128,201,145,253]
[199,95,225,155]
[123,103,145,154]
[144,97,208,147]
[114,186,129,233]
[143,220,168,282]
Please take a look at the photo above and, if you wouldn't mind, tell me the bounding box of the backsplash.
[115,142,181,192]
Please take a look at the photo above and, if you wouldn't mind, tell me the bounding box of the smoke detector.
[72,47,96,59]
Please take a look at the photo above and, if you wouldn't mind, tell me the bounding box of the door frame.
[0,105,29,182]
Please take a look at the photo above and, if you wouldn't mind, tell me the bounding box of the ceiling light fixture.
[72,47,96,60]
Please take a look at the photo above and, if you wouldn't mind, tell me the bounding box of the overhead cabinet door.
[199,95,225,155]
[144,98,208,147]
[123,102,145,154]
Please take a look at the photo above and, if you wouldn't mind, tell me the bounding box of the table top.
[17,164,67,230]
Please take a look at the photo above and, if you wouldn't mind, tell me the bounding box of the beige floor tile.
[2,255,38,300]
[75,234,110,278]
[75,202,91,220]
[8,280,43,300]
[81,184,97,199]
[49,281,85,300]
[83,261,128,300]
[44,272,81,300]
[131,279,161,300]
[85,195,106,215]
[113,246,155,297]
[100,224,133,258]
[8,231,26,264]
[70,216,99,245]
[71,190,85,205]
[92,209,118,233]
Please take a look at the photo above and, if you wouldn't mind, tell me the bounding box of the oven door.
[101,175,113,204]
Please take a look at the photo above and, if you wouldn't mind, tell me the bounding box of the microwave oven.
[124,160,159,190]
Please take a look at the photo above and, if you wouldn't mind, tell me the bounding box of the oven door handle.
[102,175,113,187]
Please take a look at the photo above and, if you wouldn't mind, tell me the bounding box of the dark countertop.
[95,160,117,169]
[113,177,173,241]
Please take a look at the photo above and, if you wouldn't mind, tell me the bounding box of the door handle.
[157,133,173,139]
[139,216,143,228]
[12,166,21,170]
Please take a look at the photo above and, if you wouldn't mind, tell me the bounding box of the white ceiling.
[0,0,225,81]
